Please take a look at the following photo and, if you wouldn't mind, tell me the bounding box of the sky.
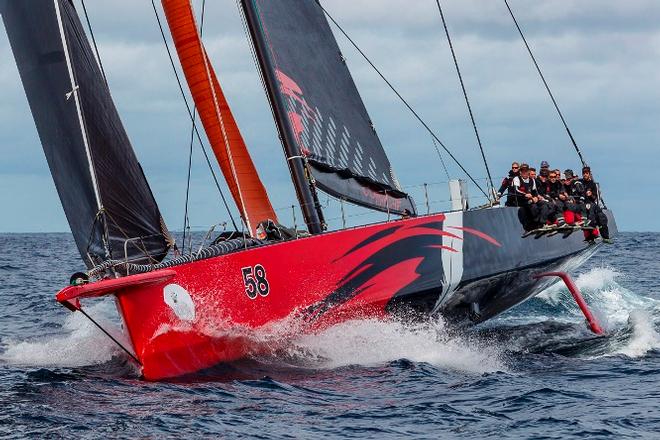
[0,0,658,233]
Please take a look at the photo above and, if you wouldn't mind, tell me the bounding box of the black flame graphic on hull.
[304,219,501,321]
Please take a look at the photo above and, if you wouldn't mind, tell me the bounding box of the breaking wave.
[277,318,505,374]
[1,267,656,377]
[507,267,660,359]
[0,301,124,368]
[613,310,660,358]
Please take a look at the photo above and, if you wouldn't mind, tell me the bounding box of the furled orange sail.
[161,0,277,236]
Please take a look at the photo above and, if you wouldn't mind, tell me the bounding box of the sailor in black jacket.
[578,170,599,203]
[534,170,563,225]
[578,167,610,240]
[512,164,541,229]
[537,168,562,200]
[562,169,578,195]
[497,162,520,207]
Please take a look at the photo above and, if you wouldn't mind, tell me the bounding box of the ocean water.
[0,232,658,439]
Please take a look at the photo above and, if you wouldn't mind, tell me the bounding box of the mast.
[240,0,325,234]
[238,0,415,221]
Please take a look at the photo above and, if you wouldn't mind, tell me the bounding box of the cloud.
[0,0,656,232]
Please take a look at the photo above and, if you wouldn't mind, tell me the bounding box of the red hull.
[58,214,458,379]
[56,208,614,380]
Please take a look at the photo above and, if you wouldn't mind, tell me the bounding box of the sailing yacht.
[1,0,616,380]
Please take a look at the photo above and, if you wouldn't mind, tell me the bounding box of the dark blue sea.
[0,232,658,439]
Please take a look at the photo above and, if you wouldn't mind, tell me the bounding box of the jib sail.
[1,0,171,267]
[161,0,278,237]
[240,0,416,217]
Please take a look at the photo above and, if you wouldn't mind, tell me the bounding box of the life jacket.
[512,176,536,205]
[514,176,535,194]
[538,179,562,200]
[578,179,599,202]
[536,177,550,197]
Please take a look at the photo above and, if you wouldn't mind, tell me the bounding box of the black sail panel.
[242,0,416,215]
[1,0,170,267]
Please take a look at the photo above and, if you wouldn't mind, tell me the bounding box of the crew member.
[497,162,519,207]
[577,166,610,240]
[556,189,582,226]
[536,168,549,194]
[540,160,550,174]
[563,169,578,197]
[577,166,599,203]
[512,164,539,229]
[543,171,565,224]
[545,171,563,200]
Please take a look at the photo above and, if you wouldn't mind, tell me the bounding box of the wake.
[0,301,122,368]
[277,317,505,374]
[496,267,660,359]
[1,267,656,376]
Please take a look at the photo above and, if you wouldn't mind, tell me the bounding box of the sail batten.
[161,0,278,236]
[241,0,416,216]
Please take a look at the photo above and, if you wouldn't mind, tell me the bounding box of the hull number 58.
[241,264,270,299]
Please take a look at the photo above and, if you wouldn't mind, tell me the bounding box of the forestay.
[1,0,171,267]
[241,0,416,216]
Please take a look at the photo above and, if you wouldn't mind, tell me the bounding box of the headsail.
[161,0,277,236]
[1,0,171,267]
[240,0,416,216]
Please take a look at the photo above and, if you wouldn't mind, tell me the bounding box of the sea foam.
[283,317,505,374]
[0,301,122,367]
[538,267,660,358]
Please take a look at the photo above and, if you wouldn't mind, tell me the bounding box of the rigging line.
[150,0,240,232]
[182,116,194,250]
[435,0,494,199]
[196,8,251,234]
[55,0,112,260]
[79,0,108,85]
[183,0,207,253]
[77,307,142,365]
[78,2,162,262]
[431,135,451,181]
[316,1,489,199]
[503,0,587,168]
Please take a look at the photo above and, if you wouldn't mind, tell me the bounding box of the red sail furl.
[161,0,277,235]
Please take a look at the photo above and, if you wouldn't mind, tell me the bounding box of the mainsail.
[161,0,278,236]
[1,0,171,267]
[240,0,416,217]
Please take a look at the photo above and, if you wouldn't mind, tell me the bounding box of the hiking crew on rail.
[496,162,610,241]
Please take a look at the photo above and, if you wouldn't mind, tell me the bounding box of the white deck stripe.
[432,211,465,313]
